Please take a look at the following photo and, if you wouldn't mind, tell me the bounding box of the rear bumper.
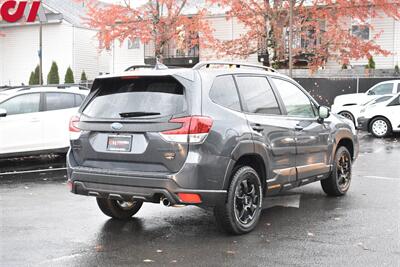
[67,151,227,207]
[357,117,370,131]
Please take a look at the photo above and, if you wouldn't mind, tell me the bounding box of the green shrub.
[47,61,60,84]
[367,57,375,69]
[65,67,75,84]
[80,70,88,82]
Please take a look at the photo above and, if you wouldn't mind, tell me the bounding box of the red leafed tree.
[207,0,400,70]
[81,0,214,62]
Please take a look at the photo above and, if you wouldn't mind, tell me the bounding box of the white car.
[332,95,394,127]
[332,80,400,122]
[357,93,400,137]
[0,86,88,157]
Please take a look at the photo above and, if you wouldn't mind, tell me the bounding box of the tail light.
[69,115,81,140]
[160,116,213,144]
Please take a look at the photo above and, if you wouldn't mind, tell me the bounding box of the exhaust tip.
[161,197,171,207]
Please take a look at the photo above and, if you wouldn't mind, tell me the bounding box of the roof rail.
[125,63,169,71]
[192,61,278,73]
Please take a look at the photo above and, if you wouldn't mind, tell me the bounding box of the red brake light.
[160,116,213,144]
[69,115,81,132]
[162,116,213,135]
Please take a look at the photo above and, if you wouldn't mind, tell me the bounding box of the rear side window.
[209,75,241,111]
[83,76,186,119]
[235,76,281,115]
[0,93,40,115]
[45,93,76,111]
[75,94,84,106]
[397,83,400,93]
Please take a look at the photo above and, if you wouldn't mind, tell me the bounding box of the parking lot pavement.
[1,133,399,267]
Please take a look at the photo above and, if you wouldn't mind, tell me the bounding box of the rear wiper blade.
[119,112,161,118]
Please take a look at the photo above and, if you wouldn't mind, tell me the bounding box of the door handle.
[251,124,264,132]
[295,125,304,131]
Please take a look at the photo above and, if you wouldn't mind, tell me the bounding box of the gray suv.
[67,62,359,234]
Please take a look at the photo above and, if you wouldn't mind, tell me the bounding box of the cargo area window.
[83,76,187,119]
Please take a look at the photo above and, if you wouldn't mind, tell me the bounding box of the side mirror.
[0,108,7,118]
[318,106,330,121]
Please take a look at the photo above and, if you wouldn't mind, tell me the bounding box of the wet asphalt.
[0,133,399,267]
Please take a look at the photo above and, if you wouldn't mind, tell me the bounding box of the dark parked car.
[67,62,359,234]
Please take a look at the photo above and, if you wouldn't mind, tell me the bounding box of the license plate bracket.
[107,135,132,152]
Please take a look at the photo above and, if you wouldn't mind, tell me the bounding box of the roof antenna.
[155,57,168,70]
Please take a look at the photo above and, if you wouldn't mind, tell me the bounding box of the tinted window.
[235,76,281,115]
[368,83,393,95]
[209,75,241,111]
[45,93,75,111]
[75,94,84,107]
[388,95,400,106]
[0,93,40,115]
[272,78,315,118]
[83,77,186,119]
[397,83,400,93]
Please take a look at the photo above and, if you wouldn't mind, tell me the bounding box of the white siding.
[201,16,259,64]
[0,22,73,86]
[72,27,110,82]
[327,14,399,69]
[111,39,145,73]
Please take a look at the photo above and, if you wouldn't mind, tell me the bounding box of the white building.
[112,13,400,72]
[0,0,110,86]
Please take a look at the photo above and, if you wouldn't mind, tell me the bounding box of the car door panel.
[234,75,297,187]
[0,93,43,154]
[270,77,332,181]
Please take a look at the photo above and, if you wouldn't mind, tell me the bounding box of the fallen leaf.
[170,260,177,263]
[226,250,235,255]
[143,259,154,263]
[156,250,163,253]
[307,232,315,237]
[334,217,341,221]
[95,245,104,252]
[357,242,369,250]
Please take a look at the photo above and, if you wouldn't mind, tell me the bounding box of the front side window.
[272,78,315,118]
[0,93,40,115]
[209,75,241,111]
[235,76,281,115]
[45,93,76,111]
[368,83,394,95]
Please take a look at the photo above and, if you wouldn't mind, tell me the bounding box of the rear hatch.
[70,75,194,174]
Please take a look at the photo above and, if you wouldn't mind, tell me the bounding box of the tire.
[321,146,352,197]
[96,198,143,220]
[214,166,263,235]
[369,117,392,138]
[339,111,355,125]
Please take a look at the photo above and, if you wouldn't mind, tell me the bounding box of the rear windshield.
[83,76,186,119]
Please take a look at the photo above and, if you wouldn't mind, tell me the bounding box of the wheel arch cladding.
[227,154,267,194]
[337,138,354,159]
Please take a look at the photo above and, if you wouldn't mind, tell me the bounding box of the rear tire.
[96,198,143,220]
[369,117,392,138]
[214,166,262,235]
[321,146,352,196]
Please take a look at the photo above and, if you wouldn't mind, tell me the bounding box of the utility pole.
[38,0,43,85]
[289,0,294,78]
[39,21,43,85]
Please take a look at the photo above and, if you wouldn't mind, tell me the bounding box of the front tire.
[214,166,263,235]
[369,117,392,138]
[339,111,355,124]
[321,146,352,196]
[96,198,143,220]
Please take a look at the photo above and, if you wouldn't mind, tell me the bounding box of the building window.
[352,19,370,40]
[128,38,140,49]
